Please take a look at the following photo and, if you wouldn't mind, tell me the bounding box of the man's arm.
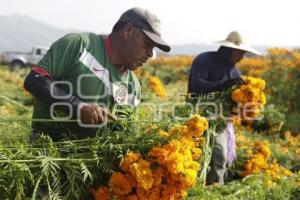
[189,78,227,93]
[24,67,116,124]
[24,68,81,114]
[190,72,243,93]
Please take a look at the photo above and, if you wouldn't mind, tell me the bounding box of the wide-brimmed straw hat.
[216,31,261,55]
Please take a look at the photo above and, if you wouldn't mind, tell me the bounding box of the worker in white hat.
[188,31,260,185]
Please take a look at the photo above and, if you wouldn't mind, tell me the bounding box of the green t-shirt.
[31,33,141,139]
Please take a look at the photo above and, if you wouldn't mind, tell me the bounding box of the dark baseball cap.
[118,7,171,52]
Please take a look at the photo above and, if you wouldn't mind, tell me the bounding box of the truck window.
[35,47,48,56]
[36,49,42,55]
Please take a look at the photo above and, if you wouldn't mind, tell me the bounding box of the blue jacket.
[188,47,242,94]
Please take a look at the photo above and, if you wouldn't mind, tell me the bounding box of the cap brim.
[216,40,261,55]
[143,30,171,52]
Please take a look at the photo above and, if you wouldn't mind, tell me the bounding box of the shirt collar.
[104,35,128,75]
[104,36,112,59]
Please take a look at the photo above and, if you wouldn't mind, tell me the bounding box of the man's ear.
[123,23,134,38]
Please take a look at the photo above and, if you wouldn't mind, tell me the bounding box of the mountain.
[167,43,218,55]
[164,44,270,56]
[0,14,68,52]
[0,14,278,55]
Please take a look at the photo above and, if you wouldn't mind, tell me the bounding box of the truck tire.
[10,60,25,71]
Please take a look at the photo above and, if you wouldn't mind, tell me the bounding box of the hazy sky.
[1,0,300,46]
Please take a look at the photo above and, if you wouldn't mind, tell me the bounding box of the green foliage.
[252,104,285,133]
[143,63,190,84]
[185,174,300,200]
[0,131,168,199]
[262,64,300,132]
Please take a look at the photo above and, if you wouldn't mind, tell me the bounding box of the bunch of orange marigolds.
[93,114,208,200]
[148,76,167,99]
[231,76,266,123]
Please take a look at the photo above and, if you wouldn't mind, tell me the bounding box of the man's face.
[231,49,246,64]
[122,24,156,70]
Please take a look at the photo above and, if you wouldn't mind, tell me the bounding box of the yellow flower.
[166,152,185,174]
[194,137,206,147]
[242,76,266,90]
[120,152,141,172]
[191,147,202,160]
[185,114,208,137]
[182,169,197,187]
[168,125,189,138]
[148,76,167,98]
[241,140,271,177]
[158,129,169,137]
[129,159,154,190]
[254,140,271,160]
[265,160,293,180]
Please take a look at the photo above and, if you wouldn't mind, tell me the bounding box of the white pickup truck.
[0,46,49,70]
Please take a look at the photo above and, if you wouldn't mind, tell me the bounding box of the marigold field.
[0,47,300,200]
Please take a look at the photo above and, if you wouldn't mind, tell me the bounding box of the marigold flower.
[120,152,141,172]
[117,194,139,200]
[93,186,111,200]
[232,76,267,124]
[186,115,208,137]
[129,159,154,190]
[191,147,202,160]
[242,76,266,90]
[182,169,197,186]
[148,76,167,98]
[109,172,136,195]
[264,160,293,180]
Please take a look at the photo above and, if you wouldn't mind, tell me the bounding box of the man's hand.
[224,77,245,89]
[233,77,245,85]
[78,103,117,124]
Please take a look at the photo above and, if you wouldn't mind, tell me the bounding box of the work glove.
[224,77,245,89]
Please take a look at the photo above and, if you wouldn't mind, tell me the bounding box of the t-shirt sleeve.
[37,33,85,80]
[230,67,242,79]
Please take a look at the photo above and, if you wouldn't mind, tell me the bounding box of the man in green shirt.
[24,7,170,141]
